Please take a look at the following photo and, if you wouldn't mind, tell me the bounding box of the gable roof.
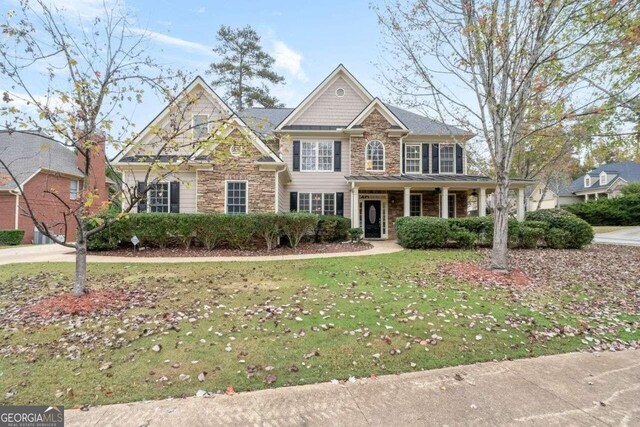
[117,76,281,163]
[559,161,640,195]
[386,105,471,136]
[275,64,373,130]
[0,130,82,191]
[347,98,408,131]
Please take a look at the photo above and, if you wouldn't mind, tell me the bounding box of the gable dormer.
[277,65,373,129]
[599,171,608,186]
[584,174,592,187]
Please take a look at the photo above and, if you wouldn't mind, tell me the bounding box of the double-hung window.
[405,144,421,174]
[225,181,248,214]
[301,141,333,171]
[440,144,455,173]
[69,180,79,200]
[298,192,335,215]
[193,114,209,140]
[148,182,169,213]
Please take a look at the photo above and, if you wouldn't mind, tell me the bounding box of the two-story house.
[115,65,530,240]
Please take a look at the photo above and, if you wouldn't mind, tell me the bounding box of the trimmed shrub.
[0,229,25,245]
[525,209,593,249]
[254,213,282,251]
[222,214,258,250]
[546,228,572,249]
[349,227,363,243]
[315,215,351,243]
[280,213,318,249]
[171,214,199,249]
[564,194,640,226]
[194,214,227,250]
[396,217,452,249]
[518,225,546,249]
[451,229,476,249]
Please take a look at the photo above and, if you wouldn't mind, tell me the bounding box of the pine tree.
[208,25,284,111]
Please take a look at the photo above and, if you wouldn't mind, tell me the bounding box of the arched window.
[366,140,385,171]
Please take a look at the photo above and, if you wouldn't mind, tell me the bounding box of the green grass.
[592,226,638,234]
[0,250,637,407]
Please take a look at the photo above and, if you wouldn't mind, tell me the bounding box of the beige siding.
[279,135,351,215]
[127,82,230,157]
[122,168,197,213]
[292,76,369,126]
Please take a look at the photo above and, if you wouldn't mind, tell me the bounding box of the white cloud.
[272,41,307,81]
[130,28,212,55]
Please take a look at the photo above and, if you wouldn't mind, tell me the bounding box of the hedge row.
[0,230,25,246]
[88,213,351,251]
[396,209,593,250]
[563,194,640,226]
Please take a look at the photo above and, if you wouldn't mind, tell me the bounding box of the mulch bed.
[90,242,373,258]
[440,262,531,287]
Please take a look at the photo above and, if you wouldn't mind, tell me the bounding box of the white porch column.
[517,187,525,222]
[584,194,588,201]
[403,187,411,217]
[595,193,599,200]
[441,187,449,218]
[352,186,360,228]
[479,188,487,217]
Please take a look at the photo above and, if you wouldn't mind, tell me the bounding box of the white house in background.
[526,182,558,211]
[557,161,640,205]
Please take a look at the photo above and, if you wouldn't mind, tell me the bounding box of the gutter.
[275,165,287,213]
[9,189,20,229]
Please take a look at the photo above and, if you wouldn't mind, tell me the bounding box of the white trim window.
[599,172,607,186]
[225,180,248,214]
[298,192,335,215]
[584,175,592,187]
[405,144,421,174]
[148,182,169,213]
[193,114,209,140]
[301,141,333,172]
[365,140,385,171]
[69,180,80,200]
[409,194,422,216]
[440,144,455,174]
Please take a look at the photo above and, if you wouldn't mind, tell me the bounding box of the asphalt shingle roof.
[0,131,82,190]
[239,105,471,137]
[558,161,640,196]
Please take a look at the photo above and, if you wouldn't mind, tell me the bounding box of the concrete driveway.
[65,349,640,427]
[594,227,640,246]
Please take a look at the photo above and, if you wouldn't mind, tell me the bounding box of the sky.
[1,0,392,133]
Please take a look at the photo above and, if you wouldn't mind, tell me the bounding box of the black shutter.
[456,144,464,174]
[292,140,300,171]
[401,142,406,174]
[334,141,341,172]
[432,144,440,174]
[422,144,430,174]
[336,192,344,216]
[289,192,298,211]
[136,181,147,213]
[170,181,180,213]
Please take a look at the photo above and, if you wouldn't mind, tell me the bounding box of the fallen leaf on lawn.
[198,372,206,382]
[225,386,235,395]
[99,362,112,371]
[266,374,277,385]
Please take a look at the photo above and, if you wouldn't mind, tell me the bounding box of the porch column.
[441,187,449,218]
[478,188,487,217]
[403,187,411,217]
[517,187,525,222]
[352,186,360,228]
[595,193,599,200]
[584,194,588,201]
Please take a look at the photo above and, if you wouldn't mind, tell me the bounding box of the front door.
[364,200,382,239]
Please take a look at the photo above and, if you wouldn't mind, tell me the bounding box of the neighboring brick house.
[115,65,531,239]
[0,131,109,244]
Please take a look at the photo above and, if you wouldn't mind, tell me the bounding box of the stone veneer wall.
[350,109,402,176]
[197,130,276,213]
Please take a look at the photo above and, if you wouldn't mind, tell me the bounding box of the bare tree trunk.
[73,223,87,297]
[491,173,510,271]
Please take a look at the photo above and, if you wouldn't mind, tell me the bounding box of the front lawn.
[1,247,638,407]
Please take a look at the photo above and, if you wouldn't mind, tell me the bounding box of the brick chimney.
[77,133,108,212]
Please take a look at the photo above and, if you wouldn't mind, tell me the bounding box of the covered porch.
[346,176,529,240]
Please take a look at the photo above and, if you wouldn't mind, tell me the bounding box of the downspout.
[10,189,20,229]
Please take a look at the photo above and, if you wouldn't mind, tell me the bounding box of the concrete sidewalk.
[0,240,402,265]
[594,227,640,247]
[66,350,640,426]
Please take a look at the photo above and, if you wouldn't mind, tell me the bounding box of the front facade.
[558,161,640,206]
[116,65,530,239]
